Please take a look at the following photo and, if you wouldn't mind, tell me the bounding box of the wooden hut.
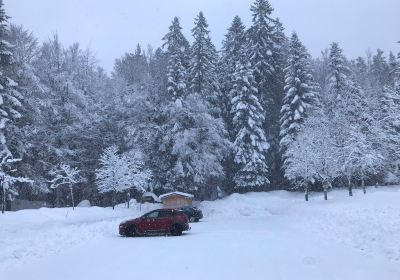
[140,192,160,204]
[159,192,194,208]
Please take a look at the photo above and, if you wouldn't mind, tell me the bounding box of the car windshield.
[142,211,159,219]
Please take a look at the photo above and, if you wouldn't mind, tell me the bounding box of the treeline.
[1,0,399,208]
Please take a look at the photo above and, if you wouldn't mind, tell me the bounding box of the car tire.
[189,217,196,223]
[194,218,200,222]
[170,224,182,236]
[125,226,136,237]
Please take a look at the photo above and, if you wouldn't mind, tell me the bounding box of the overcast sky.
[6,0,400,72]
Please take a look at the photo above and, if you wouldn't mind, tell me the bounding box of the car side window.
[145,211,159,219]
[158,210,173,218]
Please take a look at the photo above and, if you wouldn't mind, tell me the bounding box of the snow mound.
[0,201,158,269]
[200,186,400,262]
[200,191,300,218]
[77,200,91,207]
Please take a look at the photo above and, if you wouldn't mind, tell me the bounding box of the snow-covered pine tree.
[188,12,220,113]
[231,56,269,191]
[381,63,400,183]
[163,17,190,101]
[247,0,275,90]
[280,32,318,172]
[326,42,350,103]
[164,93,230,199]
[220,16,247,136]
[149,47,169,98]
[221,16,247,83]
[114,44,149,87]
[0,1,31,212]
[247,0,286,187]
[218,16,247,193]
[388,52,398,87]
[270,19,288,137]
[371,49,389,89]
[353,56,369,88]
[7,24,53,195]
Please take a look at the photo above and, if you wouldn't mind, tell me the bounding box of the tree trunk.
[305,187,309,202]
[362,178,366,194]
[324,189,328,201]
[70,186,75,210]
[348,178,353,197]
[127,192,130,208]
[56,187,61,208]
[112,191,116,210]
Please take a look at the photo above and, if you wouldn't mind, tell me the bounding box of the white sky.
[6,0,400,72]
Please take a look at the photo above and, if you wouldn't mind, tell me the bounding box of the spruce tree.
[247,0,286,187]
[326,42,350,102]
[381,54,400,181]
[188,12,220,112]
[388,52,398,87]
[0,0,30,212]
[280,32,317,169]
[231,55,269,190]
[220,16,247,136]
[248,0,275,88]
[353,56,369,87]
[371,49,389,88]
[163,17,190,101]
[217,16,247,193]
[221,16,247,74]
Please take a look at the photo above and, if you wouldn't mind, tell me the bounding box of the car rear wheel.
[170,224,182,236]
[189,217,196,223]
[125,226,136,237]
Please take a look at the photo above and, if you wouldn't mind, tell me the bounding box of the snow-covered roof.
[142,192,160,202]
[159,191,194,200]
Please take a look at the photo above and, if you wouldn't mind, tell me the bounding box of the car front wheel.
[170,224,182,236]
[125,226,136,237]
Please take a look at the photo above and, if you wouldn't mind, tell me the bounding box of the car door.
[140,211,159,233]
[157,210,173,232]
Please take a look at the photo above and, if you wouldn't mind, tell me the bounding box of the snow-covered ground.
[1,186,399,280]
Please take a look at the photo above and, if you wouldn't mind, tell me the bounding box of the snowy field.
[1,186,400,280]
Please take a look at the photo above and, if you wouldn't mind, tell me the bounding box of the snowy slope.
[202,186,400,262]
[0,201,157,269]
[1,187,399,280]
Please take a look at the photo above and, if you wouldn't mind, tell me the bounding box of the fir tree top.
[248,0,276,81]
[250,0,274,26]
[221,16,246,65]
[189,12,218,97]
[162,17,190,56]
[0,0,12,66]
[328,42,350,100]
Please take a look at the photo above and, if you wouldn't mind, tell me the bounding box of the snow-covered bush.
[49,164,82,210]
[96,146,151,209]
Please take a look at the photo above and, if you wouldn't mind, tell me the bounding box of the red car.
[119,209,190,237]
